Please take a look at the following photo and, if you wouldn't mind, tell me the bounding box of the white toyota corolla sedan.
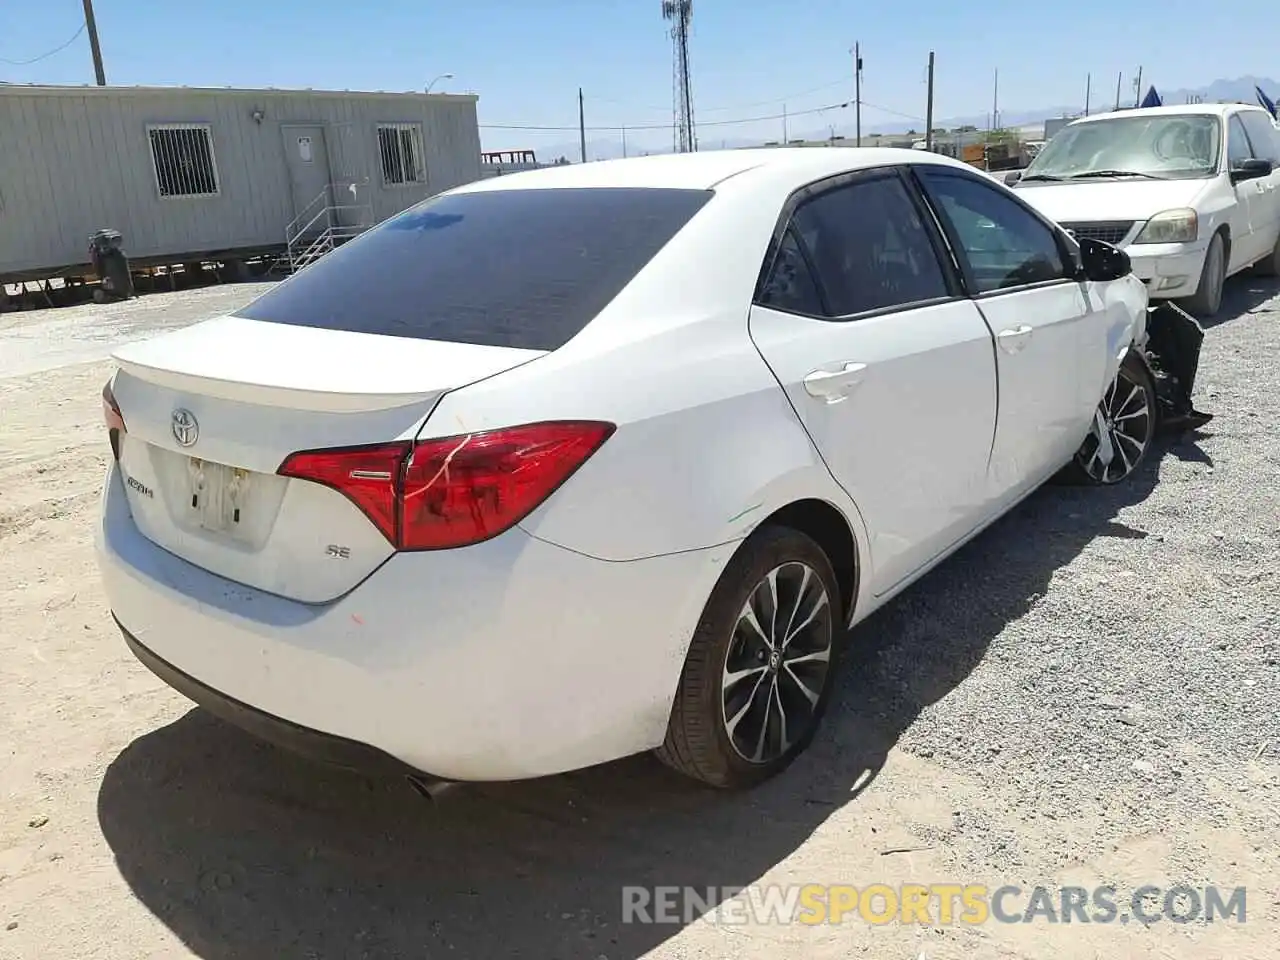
[97,148,1152,792]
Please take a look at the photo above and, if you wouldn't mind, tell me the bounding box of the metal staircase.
[274,180,373,274]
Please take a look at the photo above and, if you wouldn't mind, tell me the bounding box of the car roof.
[1069,103,1270,125]
[449,146,978,194]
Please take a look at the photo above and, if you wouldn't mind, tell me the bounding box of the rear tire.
[1182,232,1226,318]
[1064,350,1157,486]
[655,526,842,789]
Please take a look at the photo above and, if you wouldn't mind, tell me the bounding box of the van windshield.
[1022,115,1221,182]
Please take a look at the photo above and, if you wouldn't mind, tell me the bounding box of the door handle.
[803,361,867,402]
[997,325,1033,354]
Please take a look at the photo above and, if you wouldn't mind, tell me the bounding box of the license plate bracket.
[186,457,252,535]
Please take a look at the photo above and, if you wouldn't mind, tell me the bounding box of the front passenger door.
[915,167,1122,501]
[1238,110,1280,258]
[1226,114,1263,268]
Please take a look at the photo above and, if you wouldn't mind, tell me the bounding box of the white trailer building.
[0,83,482,284]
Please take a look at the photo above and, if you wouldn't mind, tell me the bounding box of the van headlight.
[1133,208,1199,244]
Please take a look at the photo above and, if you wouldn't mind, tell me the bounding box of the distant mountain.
[504,76,1280,161]
[1158,75,1280,107]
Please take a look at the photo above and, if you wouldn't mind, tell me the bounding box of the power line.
[480,99,856,133]
[860,99,927,123]
[0,21,86,66]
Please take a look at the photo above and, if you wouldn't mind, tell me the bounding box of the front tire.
[1182,231,1226,318]
[1065,350,1157,485]
[655,526,841,789]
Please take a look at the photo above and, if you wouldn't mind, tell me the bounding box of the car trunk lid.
[109,315,544,602]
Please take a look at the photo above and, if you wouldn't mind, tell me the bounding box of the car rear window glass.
[236,186,714,351]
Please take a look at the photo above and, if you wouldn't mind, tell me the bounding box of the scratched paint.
[725,503,762,525]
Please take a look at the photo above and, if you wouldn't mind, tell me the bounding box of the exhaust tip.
[406,774,458,803]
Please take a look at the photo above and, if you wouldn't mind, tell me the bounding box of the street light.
[425,73,454,94]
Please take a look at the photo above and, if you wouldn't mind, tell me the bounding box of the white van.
[1007,103,1280,317]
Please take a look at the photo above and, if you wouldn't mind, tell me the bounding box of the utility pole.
[925,51,935,151]
[991,68,999,132]
[782,103,788,143]
[1134,66,1143,107]
[82,0,106,86]
[621,125,627,158]
[854,43,863,146]
[578,87,586,164]
[987,68,998,172]
[1084,73,1091,116]
[1115,71,1123,110]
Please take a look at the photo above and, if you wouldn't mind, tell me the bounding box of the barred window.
[377,123,426,185]
[148,124,219,197]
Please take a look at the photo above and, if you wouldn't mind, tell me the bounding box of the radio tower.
[663,0,696,152]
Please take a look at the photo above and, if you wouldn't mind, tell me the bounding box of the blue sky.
[3,0,1275,156]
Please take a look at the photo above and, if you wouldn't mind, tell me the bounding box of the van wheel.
[655,526,841,789]
[1181,232,1226,318]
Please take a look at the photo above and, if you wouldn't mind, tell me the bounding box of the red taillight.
[400,421,614,550]
[279,442,412,546]
[102,380,126,459]
[277,421,614,551]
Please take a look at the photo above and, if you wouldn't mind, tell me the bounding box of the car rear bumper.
[117,619,429,778]
[1124,240,1208,300]
[96,464,729,781]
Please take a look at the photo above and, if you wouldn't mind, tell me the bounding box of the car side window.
[785,173,950,317]
[917,169,1070,294]
[758,227,825,315]
[1239,111,1280,164]
[1227,115,1254,168]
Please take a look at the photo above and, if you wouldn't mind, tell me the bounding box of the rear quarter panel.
[425,306,861,563]
[416,178,869,565]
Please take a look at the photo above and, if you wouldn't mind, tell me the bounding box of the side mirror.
[1004,171,1022,185]
[1077,236,1132,282]
[1230,157,1273,183]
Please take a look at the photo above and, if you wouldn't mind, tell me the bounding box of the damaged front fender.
[1138,302,1214,431]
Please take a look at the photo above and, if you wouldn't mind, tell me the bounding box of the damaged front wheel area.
[1067,351,1157,485]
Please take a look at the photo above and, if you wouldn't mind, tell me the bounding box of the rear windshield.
[236,186,713,351]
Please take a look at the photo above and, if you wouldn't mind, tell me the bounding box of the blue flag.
[1139,86,1162,109]
[1257,86,1277,119]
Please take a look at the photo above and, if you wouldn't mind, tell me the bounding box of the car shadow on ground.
[95,429,1212,959]
[1205,272,1280,329]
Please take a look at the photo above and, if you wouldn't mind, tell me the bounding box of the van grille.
[1061,221,1135,245]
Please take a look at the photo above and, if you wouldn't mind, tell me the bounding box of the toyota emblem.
[171,408,199,447]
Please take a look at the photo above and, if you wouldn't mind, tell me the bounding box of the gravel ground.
[837,275,1280,867]
[0,280,1277,959]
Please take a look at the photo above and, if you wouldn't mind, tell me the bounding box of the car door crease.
[969,299,1003,470]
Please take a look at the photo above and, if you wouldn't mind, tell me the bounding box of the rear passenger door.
[748,167,999,597]
[914,166,1111,498]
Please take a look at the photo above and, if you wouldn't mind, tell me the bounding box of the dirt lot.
[1,281,1277,959]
